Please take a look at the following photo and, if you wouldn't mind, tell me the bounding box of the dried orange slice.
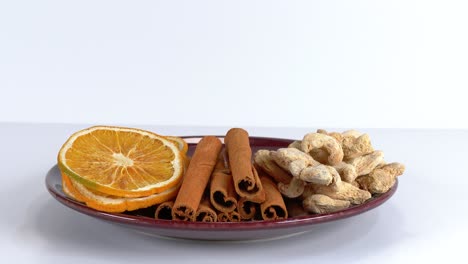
[58,126,184,198]
[62,173,179,213]
[166,136,188,154]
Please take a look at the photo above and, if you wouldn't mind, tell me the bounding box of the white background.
[1,2,468,263]
[1,0,467,128]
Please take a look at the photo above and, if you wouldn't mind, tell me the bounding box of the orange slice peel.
[58,126,184,198]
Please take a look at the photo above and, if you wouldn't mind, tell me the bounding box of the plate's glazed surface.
[45,136,398,241]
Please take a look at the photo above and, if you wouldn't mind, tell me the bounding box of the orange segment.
[62,173,179,213]
[58,126,184,198]
[166,136,188,154]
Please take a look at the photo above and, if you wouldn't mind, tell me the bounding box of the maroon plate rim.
[45,136,398,232]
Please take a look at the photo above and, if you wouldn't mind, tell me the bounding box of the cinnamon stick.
[155,201,174,220]
[260,176,288,220]
[237,197,260,220]
[225,128,265,201]
[218,211,241,222]
[195,196,218,222]
[172,136,222,221]
[285,198,309,218]
[210,154,238,213]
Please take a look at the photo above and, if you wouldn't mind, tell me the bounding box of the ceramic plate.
[45,136,398,241]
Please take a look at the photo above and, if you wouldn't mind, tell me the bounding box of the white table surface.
[1,123,467,264]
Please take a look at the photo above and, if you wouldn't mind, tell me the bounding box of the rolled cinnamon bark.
[237,197,260,220]
[260,176,288,220]
[285,198,309,218]
[210,154,238,213]
[218,211,241,222]
[225,128,265,201]
[172,136,222,221]
[155,201,174,220]
[195,196,218,222]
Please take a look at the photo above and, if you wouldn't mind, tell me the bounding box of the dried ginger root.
[288,141,302,150]
[272,148,319,169]
[301,133,344,166]
[254,150,292,184]
[342,130,362,138]
[299,164,339,185]
[318,129,374,160]
[278,177,306,198]
[303,194,350,214]
[271,148,338,185]
[333,162,358,183]
[308,179,372,205]
[253,128,404,216]
[342,134,374,160]
[349,150,385,176]
[356,162,405,194]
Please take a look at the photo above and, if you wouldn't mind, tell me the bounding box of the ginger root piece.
[356,162,405,194]
[309,149,329,164]
[254,150,292,184]
[310,180,371,205]
[333,162,358,183]
[312,130,340,163]
[288,140,302,150]
[272,148,319,170]
[301,133,344,166]
[272,148,338,185]
[349,150,385,176]
[278,177,305,198]
[342,133,374,160]
[317,129,343,142]
[299,164,339,185]
[303,194,351,214]
[342,130,362,138]
[316,129,328,134]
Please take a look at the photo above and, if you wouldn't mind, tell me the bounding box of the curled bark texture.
[238,197,260,220]
[301,133,343,166]
[225,128,265,200]
[155,201,174,220]
[172,136,222,221]
[285,198,309,217]
[218,211,241,222]
[260,176,288,220]
[195,197,218,222]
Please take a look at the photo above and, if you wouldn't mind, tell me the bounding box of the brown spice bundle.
[225,128,265,201]
[172,136,222,221]
[237,197,260,220]
[155,201,174,220]
[218,211,241,222]
[195,196,218,222]
[259,176,288,220]
[210,154,238,213]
